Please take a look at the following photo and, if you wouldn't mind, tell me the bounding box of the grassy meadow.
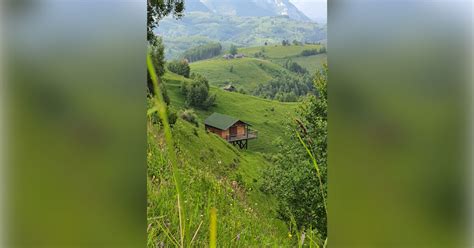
[190,57,286,91]
[148,43,326,247]
[190,44,327,92]
[163,71,298,153]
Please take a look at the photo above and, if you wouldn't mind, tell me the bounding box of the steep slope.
[197,0,310,21]
[163,71,298,154]
[148,70,302,246]
[147,119,293,246]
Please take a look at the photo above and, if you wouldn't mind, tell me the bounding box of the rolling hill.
[240,44,327,74]
[188,44,327,92]
[158,12,326,59]
[163,71,298,153]
[189,57,286,91]
[148,69,303,246]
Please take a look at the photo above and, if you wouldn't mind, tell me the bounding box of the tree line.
[300,47,326,56]
[253,72,314,102]
[181,43,223,62]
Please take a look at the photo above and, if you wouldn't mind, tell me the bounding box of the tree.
[147,0,184,96]
[229,44,238,55]
[180,74,216,109]
[181,43,222,62]
[147,37,166,95]
[147,0,184,43]
[167,60,190,78]
[262,64,328,243]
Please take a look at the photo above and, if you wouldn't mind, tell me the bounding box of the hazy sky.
[290,0,327,23]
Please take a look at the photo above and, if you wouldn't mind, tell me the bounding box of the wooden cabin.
[204,112,257,149]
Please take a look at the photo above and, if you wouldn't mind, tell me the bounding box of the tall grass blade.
[295,131,327,216]
[147,53,186,247]
[209,207,217,248]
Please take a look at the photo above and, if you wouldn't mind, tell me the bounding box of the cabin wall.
[236,124,246,136]
[206,125,229,139]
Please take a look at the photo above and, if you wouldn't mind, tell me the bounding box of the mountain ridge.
[185,0,310,21]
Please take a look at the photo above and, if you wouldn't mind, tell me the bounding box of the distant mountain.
[185,0,211,12]
[185,0,311,21]
[156,12,326,59]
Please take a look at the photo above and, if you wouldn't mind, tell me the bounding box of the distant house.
[204,112,257,149]
[223,54,234,59]
[222,84,237,92]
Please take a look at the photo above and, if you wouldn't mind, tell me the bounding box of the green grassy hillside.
[163,71,298,154]
[149,71,299,246]
[189,44,327,93]
[189,57,287,91]
[148,119,294,246]
[158,12,326,59]
[241,44,327,74]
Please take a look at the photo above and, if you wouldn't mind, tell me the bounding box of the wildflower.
[288,232,292,239]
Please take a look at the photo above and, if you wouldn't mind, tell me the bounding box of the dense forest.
[253,72,314,102]
[181,43,223,62]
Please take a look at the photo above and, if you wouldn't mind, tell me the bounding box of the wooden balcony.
[226,130,258,142]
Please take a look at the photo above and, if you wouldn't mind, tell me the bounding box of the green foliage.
[261,65,328,244]
[181,74,216,109]
[285,59,308,74]
[147,37,168,96]
[158,12,326,59]
[179,109,199,127]
[181,43,222,62]
[167,60,191,78]
[253,73,313,102]
[147,119,295,247]
[300,47,326,56]
[162,70,298,153]
[149,37,166,77]
[229,65,233,73]
[229,44,238,55]
[147,0,184,42]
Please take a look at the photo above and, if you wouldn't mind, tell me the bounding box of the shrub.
[300,47,326,56]
[168,109,178,126]
[181,74,216,109]
[167,60,190,78]
[285,60,308,74]
[180,109,199,127]
[300,49,318,56]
